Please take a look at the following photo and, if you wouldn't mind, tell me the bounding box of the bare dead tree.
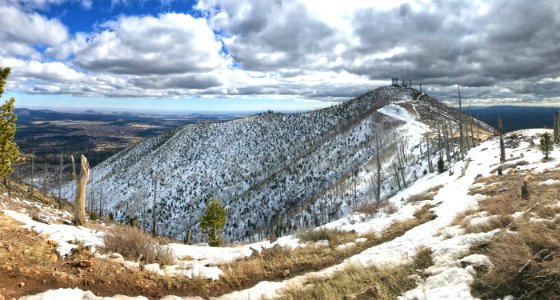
[443,123,451,162]
[374,133,382,200]
[499,116,505,163]
[58,151,63,208]
[71,155,90,226]
[554,112,559,144]
[470,118,476,147]
[396,142,407,188]
[426,129,434,173]
[30,152,35,199]
[393,163,401,191]
[152,173,159,235]
[458,85,465,159]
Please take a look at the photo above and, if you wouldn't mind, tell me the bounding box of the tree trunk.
[4,176,10,198]
[458,85,465,159]
[72,155,90,226]
[443,124,451,162]
[499,116,505,163]
[58,151,63,208]
[152,175,158,235]
[426,130,433,173]
[30,152,34,199]
[375,135,382,200]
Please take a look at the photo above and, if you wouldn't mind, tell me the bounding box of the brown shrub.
[353,200,386,215]
[103,226,174,265]
[407,185,444,203]
[279,247,434,300]
[413,247,434,272]
[465,215,513,234]
[297,228,358,247]
[384,201,399,214]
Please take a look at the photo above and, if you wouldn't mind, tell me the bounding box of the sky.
[1,0,560,112]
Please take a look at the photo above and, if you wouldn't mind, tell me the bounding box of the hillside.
[60,86,493,242]
[3,128,559,299]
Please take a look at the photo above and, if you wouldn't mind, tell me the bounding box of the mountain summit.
[63,86,493,242]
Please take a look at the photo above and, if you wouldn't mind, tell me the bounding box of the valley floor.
[1,129,559,299]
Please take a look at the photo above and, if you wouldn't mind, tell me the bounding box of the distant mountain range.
[62,86,493,242]
[467,106,560,132]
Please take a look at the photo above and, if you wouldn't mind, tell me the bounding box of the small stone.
[47,240,58,247]
[282,269,290,277]
[18,282,25,288]
[0,294,4,300]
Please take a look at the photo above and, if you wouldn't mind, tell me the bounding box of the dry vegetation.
[297,228,358,247]
[219,204,437,292]
[0,182,438,299]
[103,226,174,265]
[352,199,399,215]
[279,247,433,299]
[406,184,444,203]
[461,169,560,299]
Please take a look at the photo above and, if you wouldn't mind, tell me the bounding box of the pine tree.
[0,67,19,196]
[540,132,553,160]
[437,156,445,173]
[200,197,226,246]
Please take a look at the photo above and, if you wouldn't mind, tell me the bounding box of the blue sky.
[1,0,559,113]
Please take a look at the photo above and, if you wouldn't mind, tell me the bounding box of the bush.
[297,228,358,247]
[353,200,386,215]
[200,197,227,247]
[103,226,174,265]
[437,157,445,173]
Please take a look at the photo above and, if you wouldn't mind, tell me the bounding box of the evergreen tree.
[200,197,226,246]
[437,156,445,173]
[540,132,553,160]
[0,67,19,191]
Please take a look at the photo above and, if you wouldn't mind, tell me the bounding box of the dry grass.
[468,170,560,299]
[279,247,433,300]
[464,215,514,234]
[472,222,560,299]
[220,204,437,291]
[103,226,174,265]
[353,200,387,215]
[406,185,444,203]
[297,228,358,247]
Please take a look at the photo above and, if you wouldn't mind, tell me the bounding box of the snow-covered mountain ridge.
[61,86,493,242]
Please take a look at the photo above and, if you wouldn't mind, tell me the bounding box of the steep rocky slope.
[61,86,493,242]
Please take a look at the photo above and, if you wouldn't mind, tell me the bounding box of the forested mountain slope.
[61,86,494,242]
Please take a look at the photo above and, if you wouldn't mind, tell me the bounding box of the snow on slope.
[213,131,541,300]
[21,128,558,300]
[59,86,474,243]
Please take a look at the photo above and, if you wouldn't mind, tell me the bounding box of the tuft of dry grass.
[406,185,444,203]
[279,247,434,300]
[353,200,387,215]
[103,226,174,265]
[469,169,560,299]
[413,247,434,272]
[464,215,514,234]
[297,228,358,247]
